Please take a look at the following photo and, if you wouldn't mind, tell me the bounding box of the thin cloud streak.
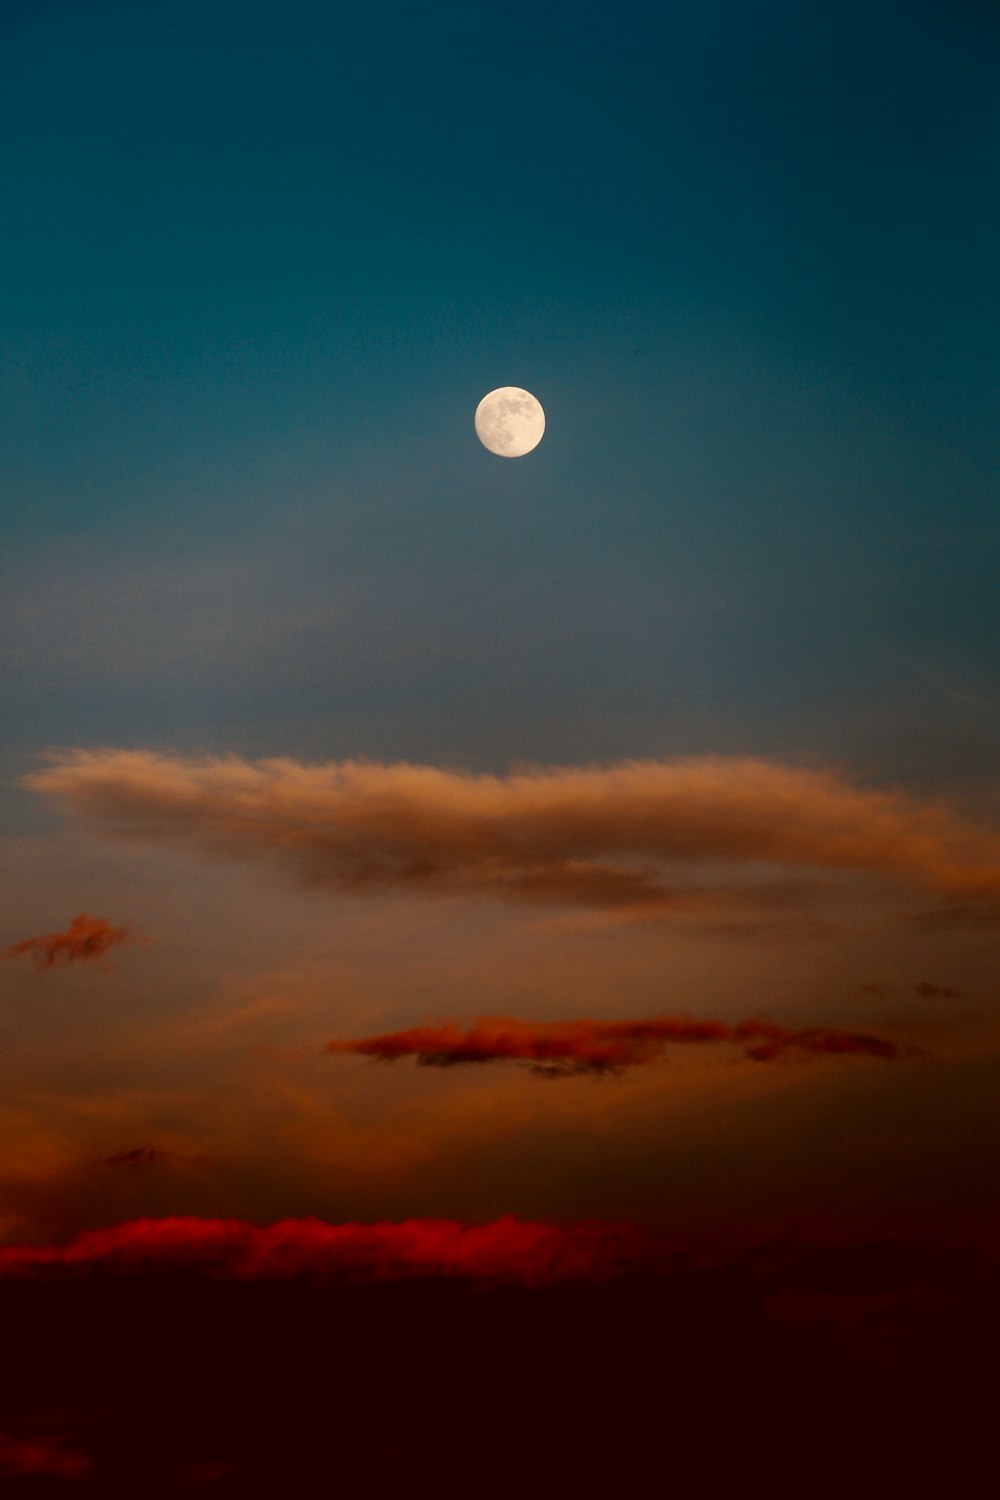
[2,913,131,970]
[23,750,1000,926]
[328,1015,905,1076]
[0,1216,644,1285]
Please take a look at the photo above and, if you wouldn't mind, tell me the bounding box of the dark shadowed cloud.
[913,981,962,999]
[327,1014,906,1076]
[102,1146,170,1171]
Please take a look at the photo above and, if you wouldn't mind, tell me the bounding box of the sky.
[1,0,999,1491]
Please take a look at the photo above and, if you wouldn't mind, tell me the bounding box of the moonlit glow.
[474,386,545,457]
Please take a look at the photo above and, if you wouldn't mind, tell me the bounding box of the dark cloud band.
[327,1014,905,1076]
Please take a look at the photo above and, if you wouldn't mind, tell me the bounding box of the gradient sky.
[2,0,1000,1269]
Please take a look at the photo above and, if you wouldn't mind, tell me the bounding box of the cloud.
[903,900,1000,931]
[734,1019,904,1062]
[0,1221,996,1491]
[327,1015,905,1075]
[0,1216,644,1286]
[179,1458,251,1488]
[22,750,1000,927]
[103,1146,170,1170]
[0,1432,91,1480]
[913,981,962,999]
[860,983,894,999]
[2,913,131,970]
[859,981,963,1002]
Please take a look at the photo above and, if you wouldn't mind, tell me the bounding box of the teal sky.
[2,0,998,795]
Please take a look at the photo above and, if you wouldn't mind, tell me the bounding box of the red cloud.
[0,1222,995,1492]
[327,1015,905,1075]
[913,981,962,999]
[0,1216,646,1286]
[2,913,131,970]
[0,1432,91,1480]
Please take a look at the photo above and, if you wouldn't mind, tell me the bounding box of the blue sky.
[1,0,998,772]
[3,0,999,795]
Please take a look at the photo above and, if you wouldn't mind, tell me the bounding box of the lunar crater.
[475,386,545,457]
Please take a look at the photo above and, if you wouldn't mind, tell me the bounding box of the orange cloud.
[0,1215,644,1285]
[2,913,131,970]
[23,750,1000,927]
[327,1014,905,1075]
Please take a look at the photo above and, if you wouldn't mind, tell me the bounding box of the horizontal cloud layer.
[2,912,131,969]
[327,1015,904,1075]
[2,1221,996,1492]
[23,750,1000,925]
[0,1215,644,1285]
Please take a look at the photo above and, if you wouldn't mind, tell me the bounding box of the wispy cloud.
[0,1216,644,1285]
[2,913,131,970]
[327,1015,906,1076]
[23,750,1000,927]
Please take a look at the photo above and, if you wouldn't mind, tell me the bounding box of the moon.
[474,387,545,458]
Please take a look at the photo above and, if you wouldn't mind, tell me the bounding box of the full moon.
[474,387,545,457]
